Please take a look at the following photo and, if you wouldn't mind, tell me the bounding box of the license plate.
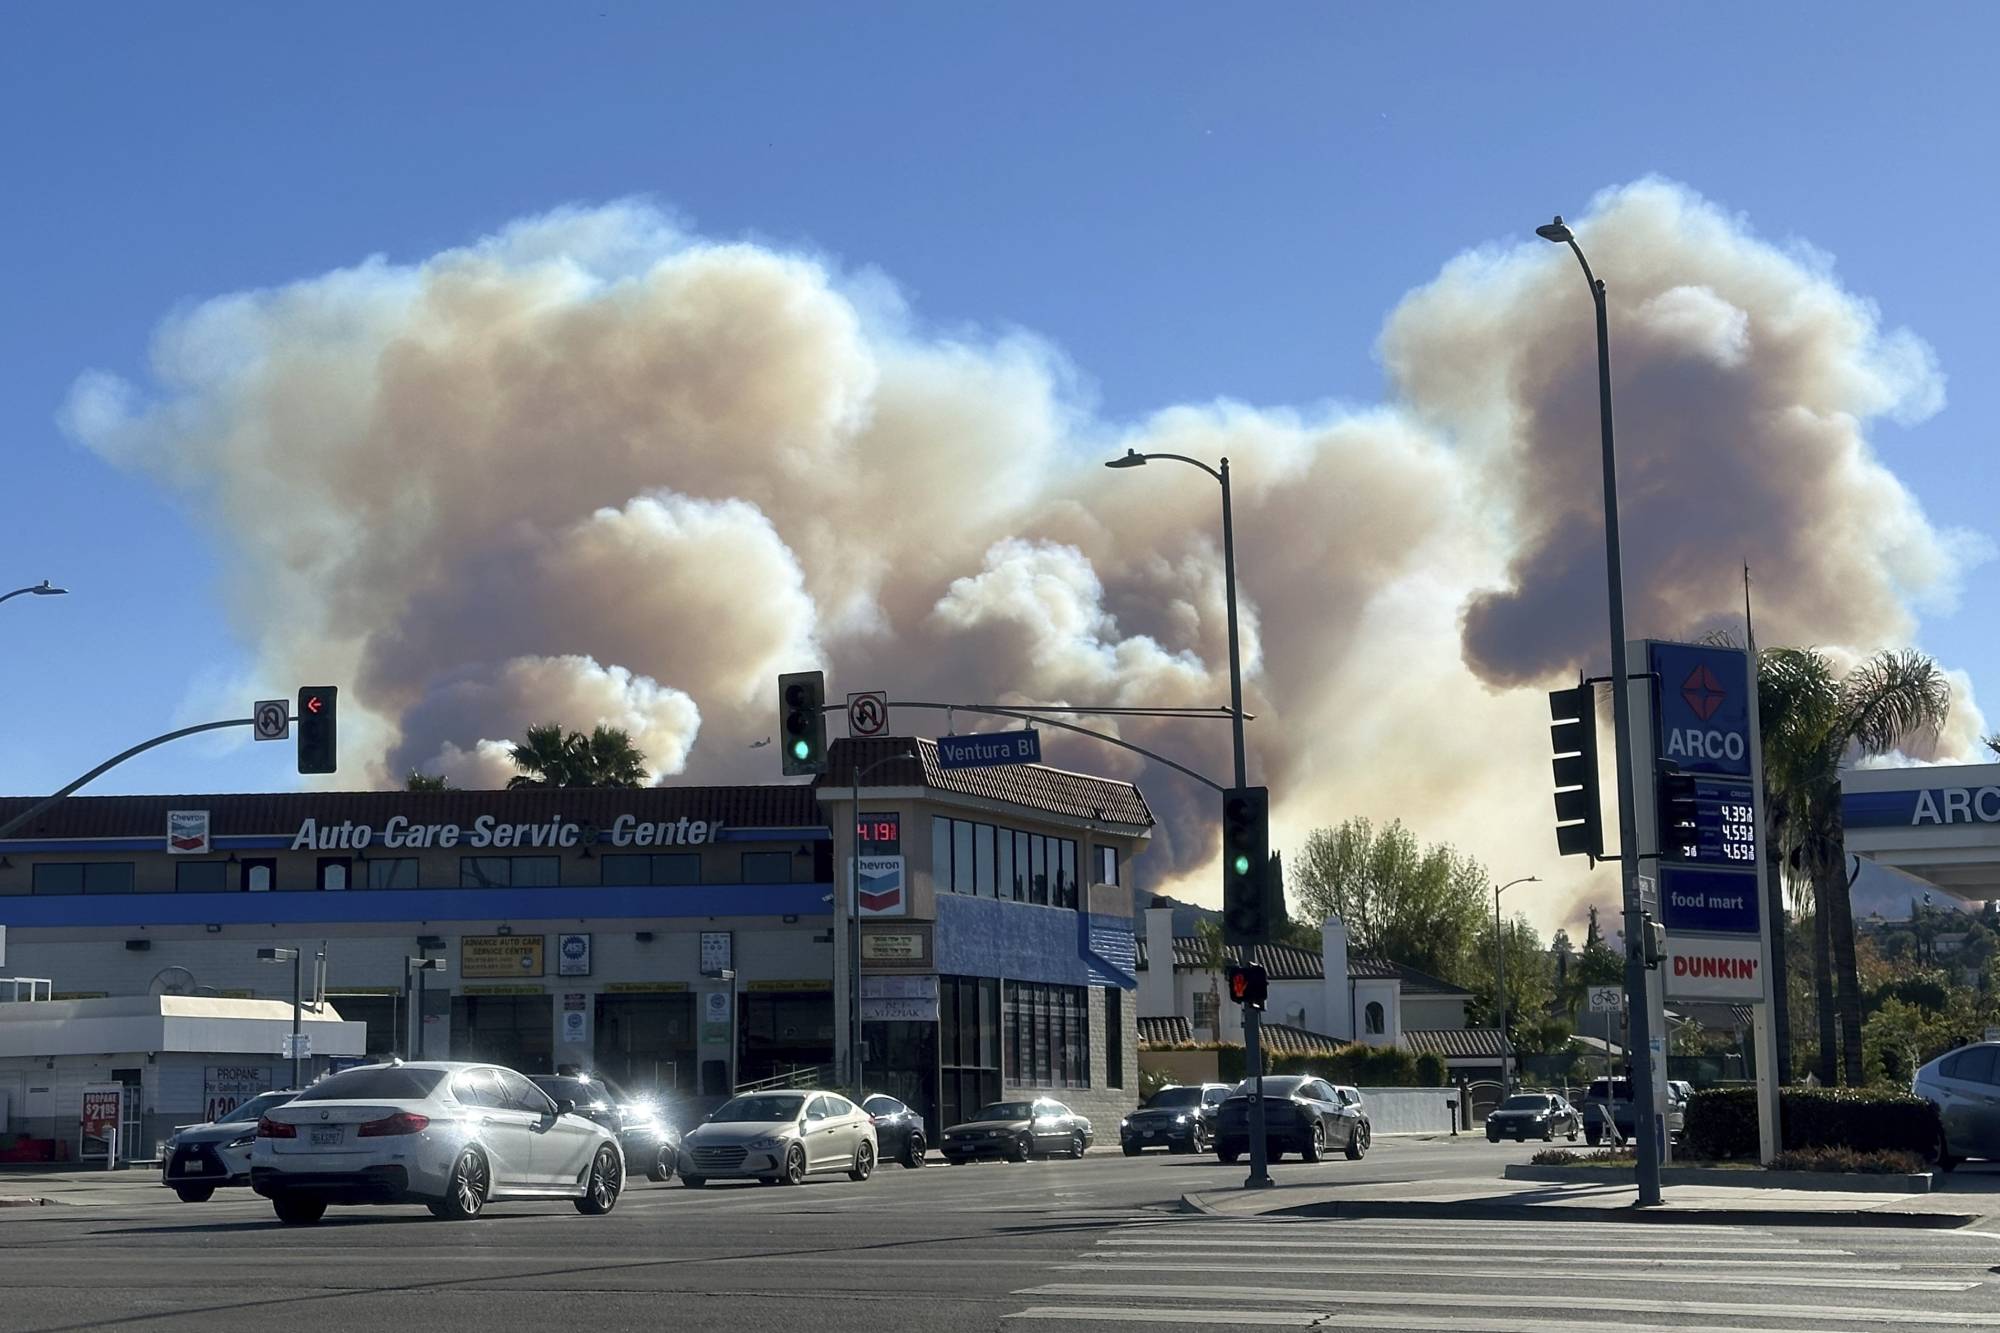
[1142,1130,1155,1138]
[310,1126,344,1147]
[183,1161,206,1172]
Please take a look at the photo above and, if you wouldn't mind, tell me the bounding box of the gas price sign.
[857,813,901,855]
[1662,779,1759,866]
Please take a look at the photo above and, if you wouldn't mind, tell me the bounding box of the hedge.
[1683,1087,1943,1160]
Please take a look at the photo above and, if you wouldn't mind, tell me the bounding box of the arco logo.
[1682,664,1726,721]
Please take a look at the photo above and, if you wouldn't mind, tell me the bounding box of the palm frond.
[1842,649,1952,757]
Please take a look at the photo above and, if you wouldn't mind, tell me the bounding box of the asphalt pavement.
[1,1137,1993,1331]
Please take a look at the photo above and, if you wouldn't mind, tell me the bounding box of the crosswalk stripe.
[1057,1259,1977,1291]
[1096,1236,1850,1256]
[1092,1248,1895,1271]
[1018,1283,2000,1327]
[1006,1307,1863,1331]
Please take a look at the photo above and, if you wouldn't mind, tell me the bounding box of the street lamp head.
[1535,216,1574,244]
[31,581,66,596]
[1103,449,1148,469]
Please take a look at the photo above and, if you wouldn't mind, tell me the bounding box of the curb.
[0,1197,54,1208]
[1178,1192,1978,1230]
[1503,1163,1935,1194]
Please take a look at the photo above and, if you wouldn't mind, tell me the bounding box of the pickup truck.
[1577,1077,1685,1146]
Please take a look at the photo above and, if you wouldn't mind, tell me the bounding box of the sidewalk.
[1182,1172,1997,1229]
[0,1168,171,1208]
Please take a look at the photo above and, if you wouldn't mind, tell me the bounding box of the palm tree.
[1758,647,1951,1085]
[572,725,649,788]
[507,723,577,789]
[405,771,450,792]
[506,722,650,789]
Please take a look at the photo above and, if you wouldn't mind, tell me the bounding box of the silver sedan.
[679,1090,877,1187]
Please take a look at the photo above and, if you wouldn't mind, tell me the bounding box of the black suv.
[1120,1083,1231,1155]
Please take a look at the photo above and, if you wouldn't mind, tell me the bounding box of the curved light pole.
[0,580,67,608]
[1105,447,1271,1189]
[848,749,916,1093]
[1536,213,1661,1207]
[1491,875,1539,1091]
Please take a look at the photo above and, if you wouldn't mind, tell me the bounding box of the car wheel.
[1486,1130,1498,1143]
[647,1146,674,1183]
[575,1144,624,1215]
[1192,1124,1211,1153]
[1345,1125,1366,1160]
[903,1134,926,1169]
[1217,1145,1241,1164]
[1067,1131,1086,1159]
[1301,1122,1325,1163]
[1567,1126,1579,1142]
[1936,1130,1959,1173]
[434,1148,489,1221]
[1123,1143,1142,1157]
[174,1185,215,1204]
[1585,1126,1600,1146]
[946,1156,968,1165]
[681,1175,707,1188]
[1008,1136,1032,1163]
[781,1143,809,1186]
[1543,1124,1556,1141]
[848,1140,876,1182]
[272,1195,326,1226]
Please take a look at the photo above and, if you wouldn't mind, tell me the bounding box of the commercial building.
[0,736,1148,1149]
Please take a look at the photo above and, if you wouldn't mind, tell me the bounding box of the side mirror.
[556,1099,577,1117]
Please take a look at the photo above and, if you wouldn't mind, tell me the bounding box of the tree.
[507,722,650,789]
[1986,734,2000,760]
[405,771,449,792]
[1288,818,1489,984]
[1470,914,1561,1054]
[1758,647,1952,1086]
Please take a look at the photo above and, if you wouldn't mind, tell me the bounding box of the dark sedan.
[1486,1092,1581,1142]
[530,1074,681,1182]
[1120,1083,1231,1154]
[1214,1076,1365,1163]
[942,1098,1093,1163]
[861,1093,928,1168]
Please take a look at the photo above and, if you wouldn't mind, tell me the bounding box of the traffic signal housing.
[1655,764,1699,861]
[1548,685,1602,863]
[1226,963,1269,1009]
[778,671,828,776]
[296,686,337,775]
[1221,786,1270,948]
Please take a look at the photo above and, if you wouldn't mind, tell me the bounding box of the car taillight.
[257,1116,296,1139]
[358,1111,431,1137]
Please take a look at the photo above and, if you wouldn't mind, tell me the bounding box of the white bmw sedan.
[251,1060,624,1225]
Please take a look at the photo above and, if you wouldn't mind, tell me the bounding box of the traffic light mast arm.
[0,717,257,841]
[865,700,1228,793]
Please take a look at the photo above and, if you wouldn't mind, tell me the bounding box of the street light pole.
[1106,447,1270,1188]
[1492,876,1540,1090]
[1536,214,1663,1207]
[848,750,915,1093]
[259,947,302,1087]
[0,580,67,608]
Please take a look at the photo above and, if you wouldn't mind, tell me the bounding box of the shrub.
[1769,1146,1925,1175]
[1684,1086,1943,1160]
[1531,1147,1632,1167]
[1414,1051,1448,1087]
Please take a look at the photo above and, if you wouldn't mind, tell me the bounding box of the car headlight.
[227,1132,255,1148]
[746,1135,787,1150]
[1119,1118,1129,1129]
[1174,1114,1190,1124]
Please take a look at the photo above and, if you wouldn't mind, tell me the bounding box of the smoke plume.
[61,181,1989,929]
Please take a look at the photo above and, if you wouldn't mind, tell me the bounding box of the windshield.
[221,1091,295,1123]
[862,1096,903,1116]
[1230,1076,1305,1098]
[531,1076,630,1107]
[294,1066,445,1102]
[1143,1087,1205,1109]
[1500,1095,1551,1111]
[971,1102,1038,1122]
[711,1094,806,1123]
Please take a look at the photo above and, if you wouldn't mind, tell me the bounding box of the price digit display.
[857,813,901,855]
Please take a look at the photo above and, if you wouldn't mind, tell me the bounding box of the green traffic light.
[791,738,811,760]
[1231,854,1250,875]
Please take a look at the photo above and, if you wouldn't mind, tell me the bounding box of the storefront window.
[741,851,793,883]
[1004,980,1091,1089]
[363,857,419,889]
[174,861,229,893]
[32,862,136,895]
[601,853,700,885]
[938,975,1001,1134]
[460,856,561,888]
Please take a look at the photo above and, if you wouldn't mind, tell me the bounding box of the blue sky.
[3,3,1996,802]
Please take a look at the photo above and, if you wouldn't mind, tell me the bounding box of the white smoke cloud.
[61,179,1990,931]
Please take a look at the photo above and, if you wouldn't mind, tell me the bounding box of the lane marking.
[1095,1236,1847,1256]
[1057,1260,1976,1291]
[1091,1247,1892,1270]
[1007,1307,1863,1331]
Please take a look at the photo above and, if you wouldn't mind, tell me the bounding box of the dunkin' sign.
[1664,936,1764,1001]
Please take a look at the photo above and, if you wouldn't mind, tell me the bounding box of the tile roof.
[1137,1016,1192,1045]
[0,785,823,841]
[1402,1027,1509,1059]
[1260,1022,1351,1055]
[1144,937,1465,992]
[824,737,1153,829]
[1353,957,1471,996]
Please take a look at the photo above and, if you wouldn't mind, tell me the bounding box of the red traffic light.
[305,694,324,715]
[1224,963,1268,1009]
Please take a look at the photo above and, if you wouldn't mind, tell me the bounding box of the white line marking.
[1019,1283,2000,1326]
[1007,1307,1862,1331]
[1096,1236,1846,1256]
[1057,1260,1976,1291]
[1093,1248,1892,1270]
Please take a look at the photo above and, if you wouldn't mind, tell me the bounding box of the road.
[2,1137,1993,1331]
